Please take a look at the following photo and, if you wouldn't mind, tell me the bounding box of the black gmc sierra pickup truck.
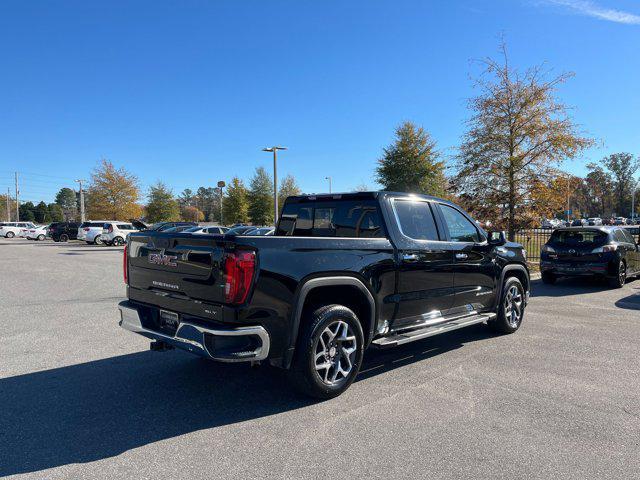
[118,192,530,398]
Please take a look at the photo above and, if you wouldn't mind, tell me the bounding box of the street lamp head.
[262,146,288,152]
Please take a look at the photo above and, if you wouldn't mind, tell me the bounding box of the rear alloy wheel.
[37,234,45,241]
[6,231,15,238]
[112,236,124,246]
[59,234,69,242]
[608,260,626,288]
[94,235,104,245]
[290,304,364,399]
[489,277,525,334]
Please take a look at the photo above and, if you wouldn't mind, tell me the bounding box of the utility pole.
[325,176,332,193]
[15,172,19,221]
[262,146,287,225]
[75,179,86,222]
[217,180,225,225]
[6,187,10,221]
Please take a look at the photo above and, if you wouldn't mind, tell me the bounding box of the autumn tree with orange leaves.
[452,42,593,239]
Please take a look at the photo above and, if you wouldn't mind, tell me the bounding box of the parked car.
[26,225,49,241]
[587,218,603,226]
[49,222,81,242]
[160,225,198,233]
[603,217,615,226]
[614,217,627,225]
[540,226,640,288]
[181,225,229,235]
[0,222,37,238]
[118,191,530,398]
[541,218,562,229]
[623,225,640,238]
[225,225,256,235]
[77,220,111,244]
[571,219,587,227]
[145,221,197,232]
[102,222,140,246]
[626,217,638,226]
[244,226,275,235]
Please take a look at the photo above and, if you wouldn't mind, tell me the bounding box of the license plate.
[159,310,180,330]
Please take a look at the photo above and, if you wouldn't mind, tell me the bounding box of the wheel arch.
[495,263,530,308]
[284,275,377,369]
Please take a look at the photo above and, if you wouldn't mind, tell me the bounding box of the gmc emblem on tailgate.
[148,253,178,267]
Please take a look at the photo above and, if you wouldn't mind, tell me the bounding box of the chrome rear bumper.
[118,301,270,362]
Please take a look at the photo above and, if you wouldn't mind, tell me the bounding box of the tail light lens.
[123,244,128,284]
[224,250,256,304]
[84,227,90,232]
[592,245,617,253]
[108,225,113,233]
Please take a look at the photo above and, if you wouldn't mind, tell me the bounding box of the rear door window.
[393,200,439,241]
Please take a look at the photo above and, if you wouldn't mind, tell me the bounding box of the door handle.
[455,253,468,260]
[402,253,419,262]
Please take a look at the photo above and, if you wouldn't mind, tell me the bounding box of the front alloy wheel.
[489,276,526,334]
[503,284,524,329]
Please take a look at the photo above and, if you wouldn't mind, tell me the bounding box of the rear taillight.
[224,250,256,304]
[84,227,90,232]
[123,244,128,284]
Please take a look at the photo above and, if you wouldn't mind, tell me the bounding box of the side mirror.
[488,231,507,246]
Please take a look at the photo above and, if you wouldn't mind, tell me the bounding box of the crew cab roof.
[285,191,451,205]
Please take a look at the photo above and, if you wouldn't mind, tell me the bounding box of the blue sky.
[0,0,638,203]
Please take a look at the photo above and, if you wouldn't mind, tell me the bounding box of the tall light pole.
[15,172,19,221]
[325,176,332,193]
[6,187,10,221]
[75,179,86,222]
[262,146,287,225]
[217,180,225,225]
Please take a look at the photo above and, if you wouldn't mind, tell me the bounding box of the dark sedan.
[540,226,640,288]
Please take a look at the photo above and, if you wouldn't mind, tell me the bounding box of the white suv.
[101,222,140,246]
[0,222,37,238]
[77,220,111,244]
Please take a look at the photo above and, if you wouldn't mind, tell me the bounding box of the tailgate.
[127,232,230,305]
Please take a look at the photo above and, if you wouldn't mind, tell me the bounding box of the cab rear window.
[276,200,384,238]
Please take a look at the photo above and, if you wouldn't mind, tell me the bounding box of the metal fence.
[515,229,552,262]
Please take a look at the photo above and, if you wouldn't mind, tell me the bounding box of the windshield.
[549,230,608,247]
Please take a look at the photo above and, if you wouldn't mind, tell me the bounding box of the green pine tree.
[146,182,180,223]
[223,177,249,224]
[248,167,274,225]
[278,174,301,213]
[376,121,446,196]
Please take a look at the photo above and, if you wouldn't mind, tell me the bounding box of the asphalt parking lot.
[1,237,639,480]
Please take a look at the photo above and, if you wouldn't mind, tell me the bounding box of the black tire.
[59,234,69,242]
[94,235,103,245]
[608,260,626,288]
[112,236,124,246]
[6,231,15,238]
[37,235,45,241]
[289,304,364,399]
[489,276,526,334]
[541,272,556,285]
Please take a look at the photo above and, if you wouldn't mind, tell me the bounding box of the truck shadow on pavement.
[0,326,492,476]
